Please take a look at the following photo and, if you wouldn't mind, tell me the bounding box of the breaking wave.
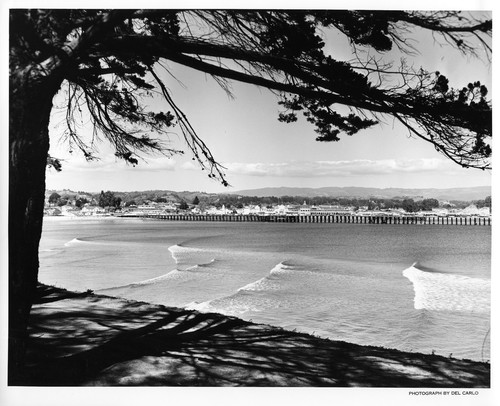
[64,237,93,246]
[403,263,490,313]
[237,261,295,292]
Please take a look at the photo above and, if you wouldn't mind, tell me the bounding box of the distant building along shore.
[43,193,491,226]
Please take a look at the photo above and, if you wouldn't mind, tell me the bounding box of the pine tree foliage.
[10,10,492,183]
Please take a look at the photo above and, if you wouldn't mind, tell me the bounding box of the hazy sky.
[45,8,493,194]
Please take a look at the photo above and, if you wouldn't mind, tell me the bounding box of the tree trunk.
[9,70,61,384]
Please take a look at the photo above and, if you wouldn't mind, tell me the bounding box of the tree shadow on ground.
[19,285,490,387]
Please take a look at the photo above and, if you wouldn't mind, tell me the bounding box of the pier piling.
[138,213,490,226]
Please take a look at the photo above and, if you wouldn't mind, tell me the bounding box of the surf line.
[402,263,490,313]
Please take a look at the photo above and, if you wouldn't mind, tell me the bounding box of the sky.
[44,8,493,194]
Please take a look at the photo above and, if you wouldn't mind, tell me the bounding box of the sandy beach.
[17,284,490,387]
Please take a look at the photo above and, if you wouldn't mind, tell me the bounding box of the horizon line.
[46,184,492,195]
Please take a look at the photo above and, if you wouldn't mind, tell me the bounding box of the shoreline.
[19,284,490,387]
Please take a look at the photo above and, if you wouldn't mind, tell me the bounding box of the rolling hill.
[232,186,491,201]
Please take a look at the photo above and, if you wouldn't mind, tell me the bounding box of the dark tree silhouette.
[47,192,61,204]
[9,9,491,382]
[75,197,89,208]
[419,198,440,211]
[98,190,121,208]
[402,198,418,213]
[484,195,492,209]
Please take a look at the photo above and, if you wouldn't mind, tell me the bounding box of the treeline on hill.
[211,195,492,212]
[46,190,491,213]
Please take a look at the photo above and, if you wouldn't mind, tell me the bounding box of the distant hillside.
[232,186,491,201]
[45,189,221,204]
[46,185,491,203]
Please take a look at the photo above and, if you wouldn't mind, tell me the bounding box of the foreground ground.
[20,284,490,387]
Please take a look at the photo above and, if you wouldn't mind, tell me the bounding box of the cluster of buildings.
[188,203,490,218]
[44,200,491,218]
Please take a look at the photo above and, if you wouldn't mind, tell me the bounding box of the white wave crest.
[99,269,186,292]
[238,262,294,292]
[133,269,186,285]
[64,237,100,246]
[168,244,208,265]
[403,265,490,313]
[185,301,214,312]
[238,277,271,292]
[185,258,217,271]
[270,262,295,275]
[64,238,82,246]
[186,298,265,316]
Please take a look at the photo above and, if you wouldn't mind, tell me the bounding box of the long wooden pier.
[136,213,491,226]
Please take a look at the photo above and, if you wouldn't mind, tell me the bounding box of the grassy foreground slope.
[20,285,490,387]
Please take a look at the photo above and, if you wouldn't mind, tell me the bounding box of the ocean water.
[39,217,491,361]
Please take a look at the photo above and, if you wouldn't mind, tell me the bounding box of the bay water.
[39,217,491,361]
